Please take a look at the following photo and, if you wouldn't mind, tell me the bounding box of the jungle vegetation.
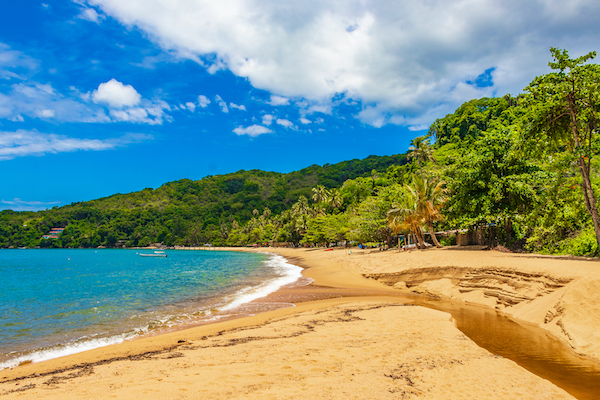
[3,48,600,256]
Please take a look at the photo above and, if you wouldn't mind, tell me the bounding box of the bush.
[439,235,456,246]
[559,226,598,257]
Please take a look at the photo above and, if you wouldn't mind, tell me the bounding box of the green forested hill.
[7,48,599,256]
[0,153,408,248]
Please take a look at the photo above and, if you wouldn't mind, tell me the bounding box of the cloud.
[233,124,272,137]
[0,43,39,80]
[36,109,55,118]
[92,79,141,108]
[198,95,211,108]
[0,46,169,125]
[110,107,150,123]
[408,125,428,132]
[0,83,111,123]
[262,114,274,126]
[276,118,294,128]
[185,101,196,111]
[83,0,600,127]
[269,95,289,106]
[0,79,170,124]
[215,95,229,113]
[299,117,311,124]
[1,198,62,212]
[77,7,105,23]
[0,130,153,160]
[230,102,246,111]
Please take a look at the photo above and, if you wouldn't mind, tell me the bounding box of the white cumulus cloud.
[299,117,311,124]
[82,0,600,128]
[198,95,211,108]
[92,79,141,108]
[233,124,272,137]
[276,118,294,128]
[185,101,196,112]
[230,103,246,111]
[262,114,274,126]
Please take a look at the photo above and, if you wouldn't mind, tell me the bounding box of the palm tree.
[326,188,343,211]
[312,185,328,203]
[387,175,447,249]
[408,136,435,172]
[406,175,446,248]
[387,195,426,249]
[262,207,272,219]
[294,214,310,236]
[292,196,311,216]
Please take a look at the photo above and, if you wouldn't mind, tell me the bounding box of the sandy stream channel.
[2,246,600,399]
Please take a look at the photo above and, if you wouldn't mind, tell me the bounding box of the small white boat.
[140,251,167,257]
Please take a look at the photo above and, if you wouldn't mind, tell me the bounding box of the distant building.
[42,227,66,240]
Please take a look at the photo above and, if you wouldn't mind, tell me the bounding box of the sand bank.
[1,247,586,399]
[272,246,600,362]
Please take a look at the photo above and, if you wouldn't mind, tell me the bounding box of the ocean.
[0,249,303,369]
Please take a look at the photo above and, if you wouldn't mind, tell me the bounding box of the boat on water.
[139,250,167,257]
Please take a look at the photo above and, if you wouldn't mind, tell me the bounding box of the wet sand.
[1,247,589,399]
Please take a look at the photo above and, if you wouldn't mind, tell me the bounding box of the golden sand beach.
[3,247,599,399]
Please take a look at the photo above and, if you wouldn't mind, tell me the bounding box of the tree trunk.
[569,96,600,251]
[578,157,600,249]
[427,221,442,248]
[410,231,419,249]
[415,228,426,249]
[386,234,393,248]
[504,217,512,243]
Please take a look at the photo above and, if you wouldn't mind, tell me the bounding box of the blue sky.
[2,0,600,211]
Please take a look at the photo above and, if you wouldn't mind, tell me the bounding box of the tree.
[408,136,435,170]
[387,193,426,249]
[406,175,447,247]
[340,178,374,206]
[302,213,350,246]
[429,97,515,146]
[524,48,600,248]
[349,196,393,246]
[445,129,543,243]
[326,188,343,212]
[311,185,328,203]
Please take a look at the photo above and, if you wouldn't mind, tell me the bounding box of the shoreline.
[3,247,599,399]
[0,250,306,370]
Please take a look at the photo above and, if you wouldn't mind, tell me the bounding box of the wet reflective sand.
[255,281,600,400]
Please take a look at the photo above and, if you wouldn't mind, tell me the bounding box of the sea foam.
[0,334,131,370]
[220,252,304,311]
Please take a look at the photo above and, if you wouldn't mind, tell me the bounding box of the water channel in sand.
[416,298,600,400]
[258,281,600,400]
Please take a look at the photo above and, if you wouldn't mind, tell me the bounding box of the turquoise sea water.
[0,249,302,368]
